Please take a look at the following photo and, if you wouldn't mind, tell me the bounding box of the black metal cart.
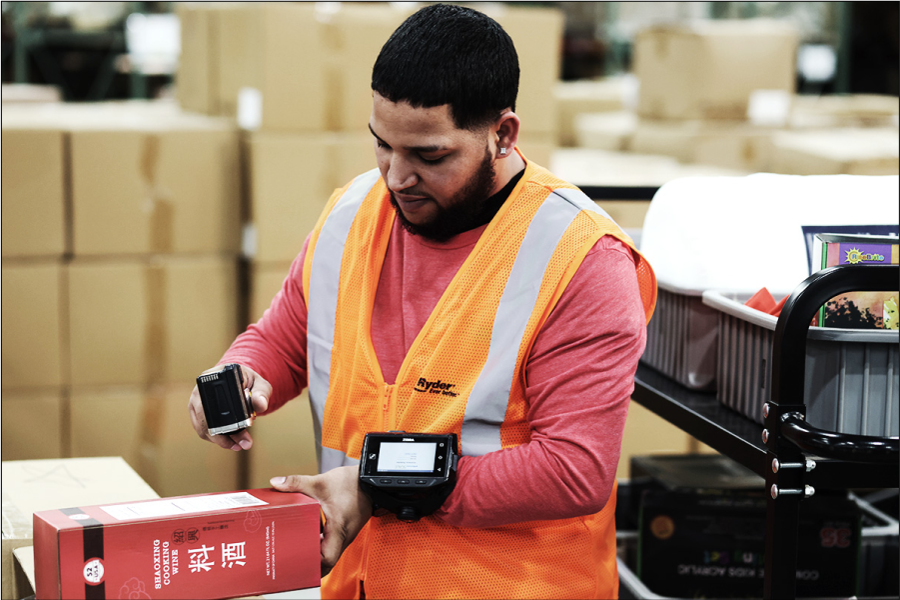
[632,264,899,600]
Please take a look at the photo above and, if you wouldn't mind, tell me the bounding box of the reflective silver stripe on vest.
[461,189,592,457]
[307,168,381,471]
[552,187,618,225]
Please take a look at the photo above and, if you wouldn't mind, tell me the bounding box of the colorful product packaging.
[813,233,899,329]
[34,488,320,600]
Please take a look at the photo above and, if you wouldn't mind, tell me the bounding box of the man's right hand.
[188,364,272,451]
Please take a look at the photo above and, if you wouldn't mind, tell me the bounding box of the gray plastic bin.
[641,283,719,391]
[702,290,899,437]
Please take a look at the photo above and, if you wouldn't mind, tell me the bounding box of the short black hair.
[372,3,519,131]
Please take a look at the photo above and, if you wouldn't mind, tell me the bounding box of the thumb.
[240,367,271,414]
[269,474,312,494]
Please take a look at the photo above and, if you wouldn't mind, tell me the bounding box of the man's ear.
[494,110,521,158]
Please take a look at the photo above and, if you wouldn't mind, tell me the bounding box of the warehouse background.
[2,1,899,498]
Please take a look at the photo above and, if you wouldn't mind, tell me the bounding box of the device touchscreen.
[376,442,436,473]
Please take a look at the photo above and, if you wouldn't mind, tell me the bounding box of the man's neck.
[489,150,527,196]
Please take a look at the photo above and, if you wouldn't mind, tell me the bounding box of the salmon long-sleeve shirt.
[222,207,646,529]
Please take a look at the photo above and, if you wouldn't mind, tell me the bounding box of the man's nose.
[386,154,417,192]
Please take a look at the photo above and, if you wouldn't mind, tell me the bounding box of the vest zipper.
[380,383,395,430]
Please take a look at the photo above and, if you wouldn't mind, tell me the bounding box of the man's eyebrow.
[368,123,448,154]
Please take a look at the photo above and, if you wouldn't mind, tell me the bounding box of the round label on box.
[83,558,105,585]
[68,513,91,521]
[650,515,675,540]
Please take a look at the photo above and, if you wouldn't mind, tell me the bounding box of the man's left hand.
[270,466,373,576]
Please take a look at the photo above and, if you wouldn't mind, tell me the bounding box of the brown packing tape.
[144,261,167,384]
[137,385,167,491]
[139,134,174,254]
[62,131,74,257]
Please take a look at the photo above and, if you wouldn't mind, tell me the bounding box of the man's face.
[369,93,498,242]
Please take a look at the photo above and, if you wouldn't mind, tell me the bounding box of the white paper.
[100,492,267,521]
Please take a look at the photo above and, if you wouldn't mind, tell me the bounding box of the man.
[189,4,656,598]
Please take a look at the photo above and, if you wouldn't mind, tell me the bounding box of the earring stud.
[499,147,507,156]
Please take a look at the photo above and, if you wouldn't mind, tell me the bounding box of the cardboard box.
[13,546,35,600]
[574,111,638,151]
[634,20,798,121]
[175,4,217,115]
[216,3,327,132]
[767,128,900,175]
[34,488,320,600]
[333,132,378,190]
[68,255,239,386]
[2,102,242,257]
[1,457,158,600]
[790,94,900,130]
[554,78,631,147]
[249,391,321,488]
[70,119,241,256]
[1,83,62,104]
[1,389,66,461]
[249,261,293,323]
[638,489,860,598]
[1,260,67,390]
[69,384,242,498]
[628,118,774,172]
[247,133,337,262]
[1,126,67,258]
[549,148,748,189]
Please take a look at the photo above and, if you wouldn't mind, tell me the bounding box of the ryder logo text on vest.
[415,378,459,397]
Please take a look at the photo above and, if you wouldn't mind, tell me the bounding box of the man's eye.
[421,155,446,164]
[375,139,390,150]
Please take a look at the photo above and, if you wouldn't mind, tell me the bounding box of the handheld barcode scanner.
[196,364,256,436]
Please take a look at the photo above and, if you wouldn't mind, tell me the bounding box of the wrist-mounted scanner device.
[196,364,255,436]
[358,432,459,522]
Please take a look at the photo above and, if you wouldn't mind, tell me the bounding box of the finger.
[319,517,345,576]
[244,370,272,415]
[250,389,269,415]
[227,429,254,451]
[269,474,313,493]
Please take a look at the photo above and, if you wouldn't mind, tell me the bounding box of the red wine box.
[34,488,320,599]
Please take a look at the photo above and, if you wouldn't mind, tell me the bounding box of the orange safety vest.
[302,154,656,599]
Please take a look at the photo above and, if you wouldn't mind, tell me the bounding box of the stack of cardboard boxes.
[629,19,798,173]
[1,102,243,497]
[559,19,899,176]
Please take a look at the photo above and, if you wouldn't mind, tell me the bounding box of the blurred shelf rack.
[631,264,899,599]
[2,1,171,101]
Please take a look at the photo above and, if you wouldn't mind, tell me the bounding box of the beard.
[389,146,496,243]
